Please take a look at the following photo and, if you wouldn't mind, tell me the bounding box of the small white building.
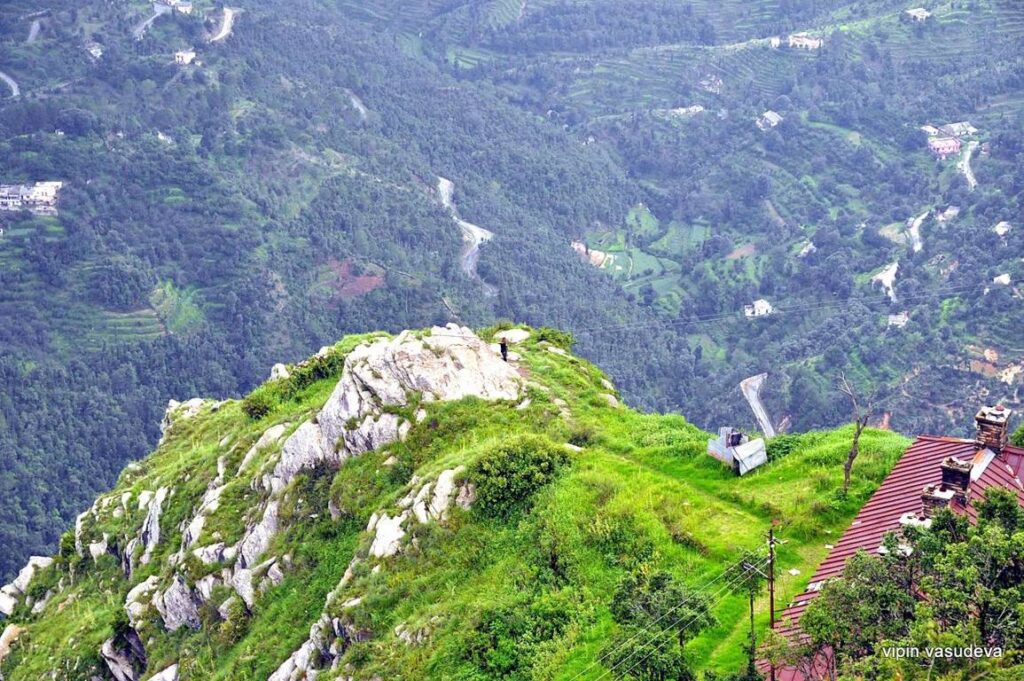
[920,124,940,136]
[994,221,1011,237]
[769,37,781,48]
[757,110,784,131]
[174,1,193,14]
[700,74,723,95]
[993,273,1011,286]
[175,49,196,65]
[744,299,776,318]
[707,428,768,476]
[906,8,932,21]
[85,42,104,59]
[788,33,823,50]
[935,205,960,222]
[887,311,910,328]
[798,241,817,258]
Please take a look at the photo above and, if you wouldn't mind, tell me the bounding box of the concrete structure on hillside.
[761,405,1024,681]
[707,428,768,476]
[920,124,940,136]
[175,49,196,65]
[928,136,960,159]
[757,110,783,131]
[940,121,977,138]
[887,311,910,328]
[0,181,64,214]
[85,41,104,59]
[994,221,1011,237]
[769,36,781,48]
[788,33,823,49]
[906,7,932,21]
[935,205,960,222]
[744,298,776,318]
[699,74,723,95]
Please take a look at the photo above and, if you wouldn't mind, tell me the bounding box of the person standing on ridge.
[499,337,509,362]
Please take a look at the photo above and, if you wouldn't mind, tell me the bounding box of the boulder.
[150,665,179,681]
[369,512,408,558]
[100,638,138,681]
[270,363,291,381]
[153,576,200,632]
[125,576,161,629]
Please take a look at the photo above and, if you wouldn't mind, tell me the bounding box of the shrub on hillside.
[472,435,569,519]
[242,389,274,420]
[766,433,802,461]
[536,326,575,349]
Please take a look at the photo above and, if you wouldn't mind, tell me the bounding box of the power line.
[591,556,772,681]
[566,552,769,681]
[426,281,982,341]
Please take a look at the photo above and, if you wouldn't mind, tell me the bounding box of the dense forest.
[0,0,1021,579]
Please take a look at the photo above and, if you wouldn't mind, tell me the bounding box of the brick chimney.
[940,457,972,503]
[921,484,955,517]
[975,405,1013,454]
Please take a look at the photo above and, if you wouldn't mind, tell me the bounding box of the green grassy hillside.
[0,326,909,680]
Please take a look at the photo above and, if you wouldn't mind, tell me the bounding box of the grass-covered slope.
[0,326,909,680]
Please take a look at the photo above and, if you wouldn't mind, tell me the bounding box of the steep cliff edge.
[0,325,909,680]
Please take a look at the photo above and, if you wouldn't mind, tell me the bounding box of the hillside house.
[85,41,104,59]
[174,1,193,14]
[788,33,823,49]
[935,205,960,222]
[994,221,1011,237]
[905,7,931,21]
[744,298,776,318]
[757,110,783,131]
[928,136,960,159]
[769,37,782,48]
[175,49,196,65]
[887,311,910,328]
[0,181,63,214]
[761,405,1024,681]
[700,74,723,94]
[919,124,940,136]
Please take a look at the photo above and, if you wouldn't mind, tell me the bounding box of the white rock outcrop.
[125,576,161,629]
[100,638,138,681]
[153,575,200,632]
[0,557,53,616]
[237,423,290,475]
[139,487,169,565]
[233,326,520,594]
[150,664,179,681]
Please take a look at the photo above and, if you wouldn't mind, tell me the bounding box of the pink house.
[928,136,961,159]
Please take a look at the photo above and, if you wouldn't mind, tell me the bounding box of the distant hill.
[0,0,1021,584]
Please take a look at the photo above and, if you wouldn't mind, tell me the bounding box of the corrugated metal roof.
[760,436,1024,680]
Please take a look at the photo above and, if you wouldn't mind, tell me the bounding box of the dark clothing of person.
[500,341,509,362]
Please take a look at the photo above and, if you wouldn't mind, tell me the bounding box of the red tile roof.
[761,436,1024,680]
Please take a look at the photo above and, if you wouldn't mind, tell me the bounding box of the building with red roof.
[761,405,1022,681]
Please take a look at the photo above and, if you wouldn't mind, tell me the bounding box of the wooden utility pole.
[768,526,778,681]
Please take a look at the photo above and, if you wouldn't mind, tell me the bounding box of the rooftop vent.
[975,405,1012,455]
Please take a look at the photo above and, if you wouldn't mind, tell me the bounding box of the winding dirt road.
[438,177,497,297]
[0,70,19,98]
[210,7,237,42]
[740,373,776,437]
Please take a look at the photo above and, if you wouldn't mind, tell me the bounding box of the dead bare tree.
[837,372,873,496]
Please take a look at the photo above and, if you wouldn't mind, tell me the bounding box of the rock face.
[153,575,200,632]
[268,466,474,680]
[139,487,169,565]
[235,326,521,577]
[0,557,53,617]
